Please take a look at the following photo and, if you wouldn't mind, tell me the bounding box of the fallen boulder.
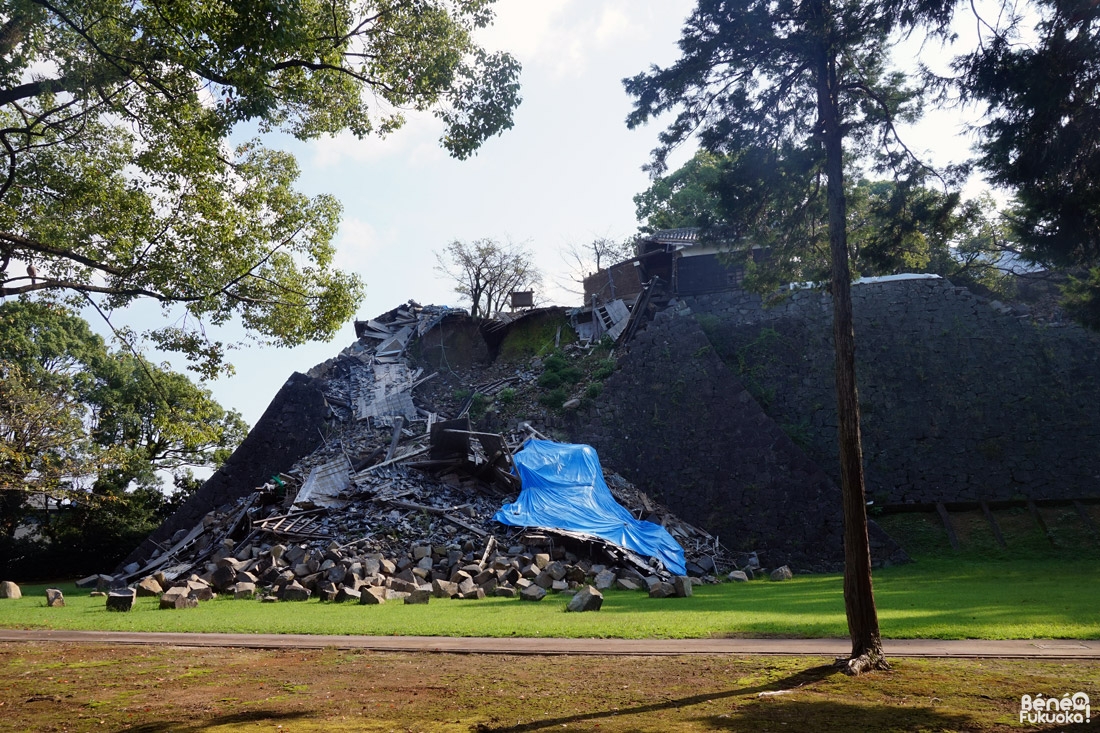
[566,585,603,612]
[106,588,136,612]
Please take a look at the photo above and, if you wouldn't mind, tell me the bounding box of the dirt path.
[1,628,1096,658]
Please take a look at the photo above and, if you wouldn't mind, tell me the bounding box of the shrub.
[539,388,568,409]
[592,358,616,380]
[537,371,563,389]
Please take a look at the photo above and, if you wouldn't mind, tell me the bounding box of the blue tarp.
[493,440,686,575]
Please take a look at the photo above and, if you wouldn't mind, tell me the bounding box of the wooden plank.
[384,499,488,537]
[935,502,960,551]
[385,416,406,462]
[980,502,1007,548]
[1027,500,1057,547]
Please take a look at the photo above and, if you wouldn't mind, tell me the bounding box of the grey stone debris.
[727,570,749,582]
[770,565,793,581]
[334,586,361,603]
[432,579,459,599]
[0,581,21,599]
[280,582,311,601]
[45,588,64,607]
[404,589,431,604]
[613,578,642,592]
[106,588,136,612]
[672,576,693,598]
[233,582,257,600]
[75,575,105,589]
[566,585,603,612]
[648,582,675,599]
[519,584,547,602]
[171,595,199,609]
[593,569,616,590]
[159,587,190,609]
[359,587,387,605]
[136,576,163,597]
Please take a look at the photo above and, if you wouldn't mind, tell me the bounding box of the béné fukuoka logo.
[1019,692,1091,725]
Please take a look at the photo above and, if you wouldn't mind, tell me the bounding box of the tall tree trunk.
[813,2,888,676]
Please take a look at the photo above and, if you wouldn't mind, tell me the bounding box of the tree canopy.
[951,0,1100,327]
[635,150,1017,294]
[0,0,521,375]
[1,299,247,575]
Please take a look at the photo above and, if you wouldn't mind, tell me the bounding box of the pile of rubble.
[106,302,760,608]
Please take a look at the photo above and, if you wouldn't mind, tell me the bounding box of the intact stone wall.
[117,372,330,571]
[686,277,1100,506]
[567,304,906,572]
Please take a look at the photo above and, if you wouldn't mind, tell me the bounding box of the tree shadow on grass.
[123,709,311,732]
[701,699,978,732]
[472,665,846,732]
[471,664,997,732]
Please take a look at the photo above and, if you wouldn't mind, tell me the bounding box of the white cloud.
[310,111,445,168]
[333,217,383,273]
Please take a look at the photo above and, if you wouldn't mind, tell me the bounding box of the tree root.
[835,650,891,676]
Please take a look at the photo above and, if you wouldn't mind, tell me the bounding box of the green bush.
[558,365,584,385]
[585,382,603,399]
[537,371,563,389]
[542,354,568,372]
[497,388,516,404]
[539,388,568,409]
[592,358,616,380]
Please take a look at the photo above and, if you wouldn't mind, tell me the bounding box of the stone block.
[458,588,486,600]
[593,569,616,590]
[280,582,311,601]
[404,589,431,605]
[334,586,361,603]
[566,585,603,612]
[727,570,749,582]
[519,585,547,602]
[648,582,675,599]
[233,582,257,600]
[106,588,136,612]
[770,566,793,581]
[134,576,163,597]
[45,588,64,607]
[613,578,641,591]
[432,579,459,599]
[0,581,22,599]
[359,587,387,605]
[673,576,693,598]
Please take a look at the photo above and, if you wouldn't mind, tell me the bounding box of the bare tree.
[558,237,636,296]
[435,239,542,318]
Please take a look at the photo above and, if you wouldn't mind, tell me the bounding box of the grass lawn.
[1,555,1097,640]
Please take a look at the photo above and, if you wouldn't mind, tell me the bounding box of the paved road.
[1,629,1096,658]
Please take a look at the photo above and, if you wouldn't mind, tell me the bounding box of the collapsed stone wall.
[685,277,1100,506]
[118,372,329,571]
[566,304,905,572]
